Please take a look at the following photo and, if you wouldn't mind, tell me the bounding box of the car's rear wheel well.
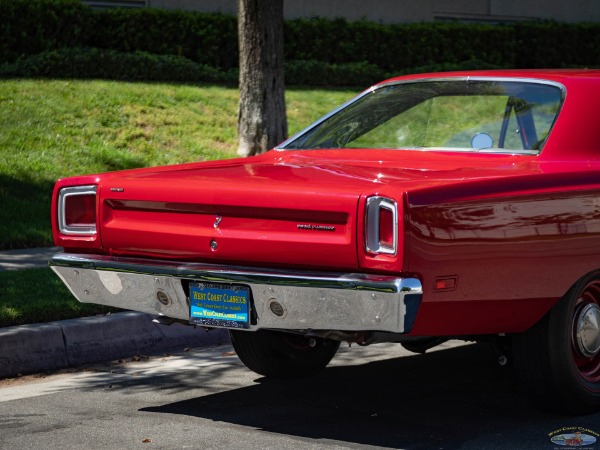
[513,270,600,414]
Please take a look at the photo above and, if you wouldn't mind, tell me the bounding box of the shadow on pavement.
[140,343,585,449]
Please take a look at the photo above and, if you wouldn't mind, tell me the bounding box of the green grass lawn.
[0,79,356,327]
[0,79,357,250]
[0,268,118,327]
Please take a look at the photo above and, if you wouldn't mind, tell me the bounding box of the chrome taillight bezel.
[58,185,98,236]
[365,196,398,255]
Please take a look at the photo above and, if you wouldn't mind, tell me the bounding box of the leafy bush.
[284,19,517,72]
[0,47,233,82]
[0,0,91,63]
[2,0,600,85]
[395,59,507,76]
[87,8,238,70]
[1,48,506,86]
[285,60,384,86]
[513,22,600,68]
[1,49,384,86]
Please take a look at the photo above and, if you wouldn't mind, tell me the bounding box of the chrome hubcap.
[575,303,600,357]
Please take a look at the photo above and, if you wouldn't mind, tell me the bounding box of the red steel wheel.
[571,281,600,384]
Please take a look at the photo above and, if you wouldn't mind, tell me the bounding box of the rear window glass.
[282,79,564,154]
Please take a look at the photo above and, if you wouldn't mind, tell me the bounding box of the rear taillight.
[365,196,398,255]
[58,185,97,235]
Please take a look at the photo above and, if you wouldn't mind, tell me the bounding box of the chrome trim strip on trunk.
[50,253,422,334]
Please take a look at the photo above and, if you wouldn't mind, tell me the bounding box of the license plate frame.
[189,282,250,329]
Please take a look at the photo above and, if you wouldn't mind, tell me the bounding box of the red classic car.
[50,70,600,414]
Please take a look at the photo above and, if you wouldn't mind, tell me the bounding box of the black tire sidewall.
[513,271,600,414]
[230,329,340,378]
[548,273,600,413]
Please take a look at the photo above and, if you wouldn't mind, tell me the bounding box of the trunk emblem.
[214,215,223,229]
[297,224,336,232]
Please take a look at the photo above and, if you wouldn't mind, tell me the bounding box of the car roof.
[382,69,600,85]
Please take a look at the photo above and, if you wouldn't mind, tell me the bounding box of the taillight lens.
[365,196,398,255]
[379,207,394,248]
[65,194,95,226]
[58,186,97,235]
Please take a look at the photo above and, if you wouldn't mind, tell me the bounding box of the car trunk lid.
[98,161,364,270]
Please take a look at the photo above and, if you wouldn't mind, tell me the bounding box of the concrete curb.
[0,248,230,378]
[0,312,230,379]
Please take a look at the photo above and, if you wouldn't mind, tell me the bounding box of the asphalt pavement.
[0,248,229,379]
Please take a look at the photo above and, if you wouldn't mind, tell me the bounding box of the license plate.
[189,282,250,329]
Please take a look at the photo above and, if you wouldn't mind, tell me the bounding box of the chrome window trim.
[365,196,398,255]
[58,185,98,236]
[275,76,567,154]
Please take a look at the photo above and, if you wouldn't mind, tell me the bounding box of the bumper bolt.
[156,290,170,306]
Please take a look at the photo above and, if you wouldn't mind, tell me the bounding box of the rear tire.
[229,329,340,378]
[513,272,600,414]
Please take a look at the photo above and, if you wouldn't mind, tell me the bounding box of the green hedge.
[0,47,232,82]
[0,0,91,63]
[85,8,238,70]
[0,0,239,69]
[1,0,600,84]
[0,48,393,86]
[512,22,600,68]
[284,19,518,71]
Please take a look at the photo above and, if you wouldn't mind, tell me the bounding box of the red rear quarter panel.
[406,168,600,335]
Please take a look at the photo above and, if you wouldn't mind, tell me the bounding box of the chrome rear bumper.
[50,253,422,333]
